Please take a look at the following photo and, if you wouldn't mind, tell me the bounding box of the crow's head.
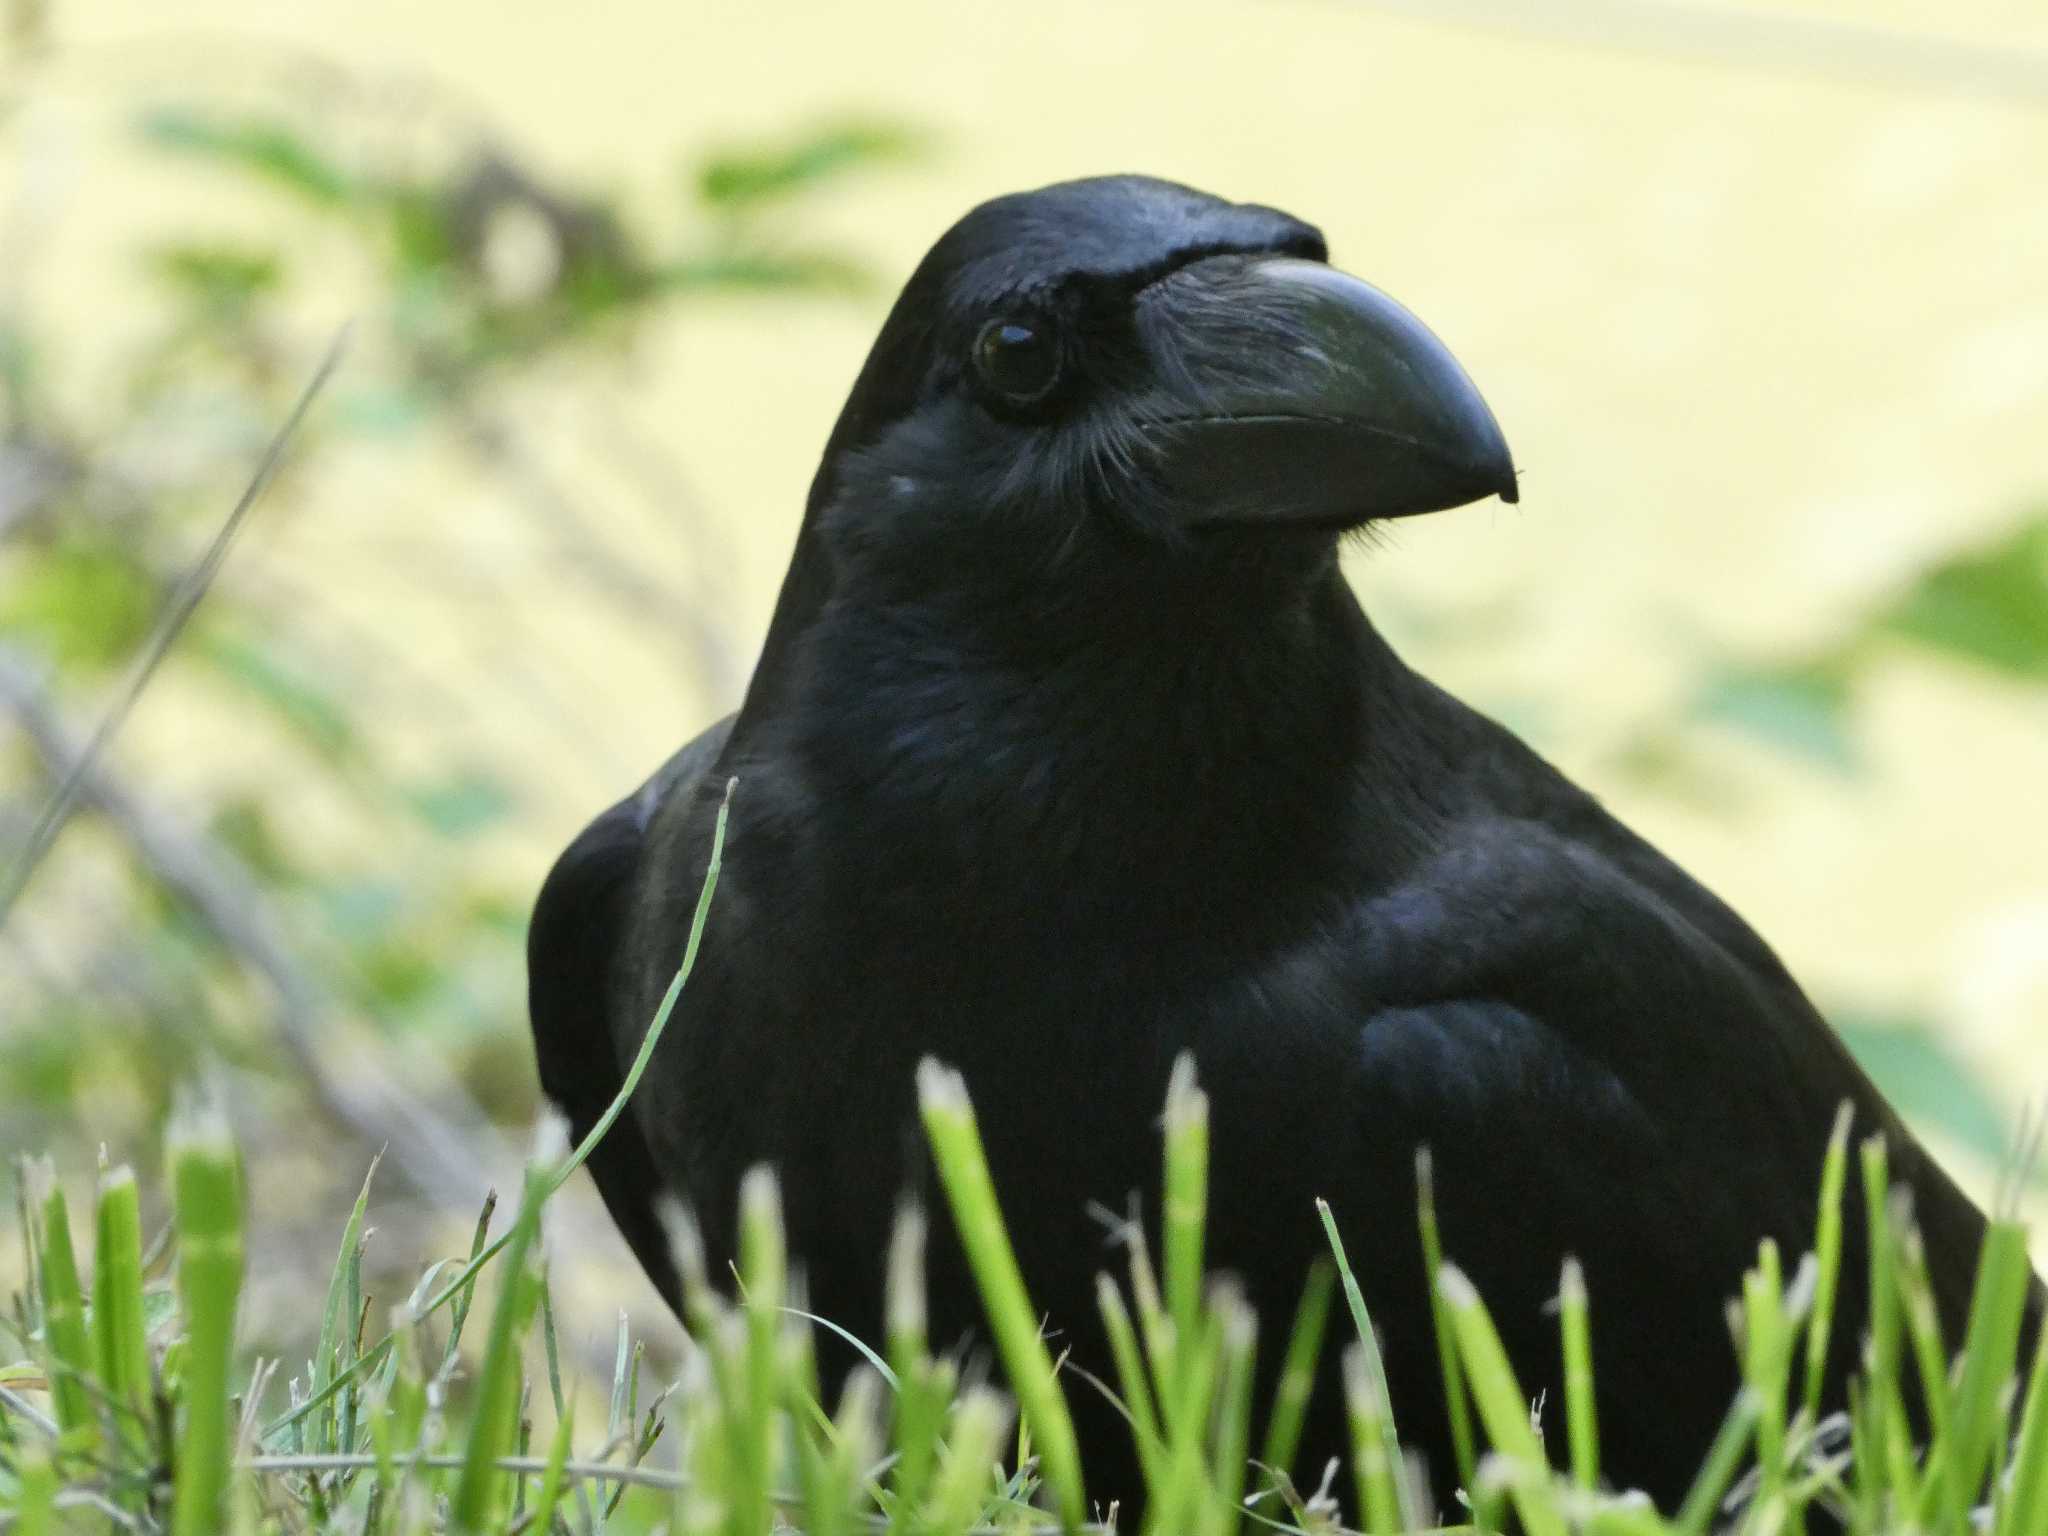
[806,174,1513,584]
[744,176,1518,720]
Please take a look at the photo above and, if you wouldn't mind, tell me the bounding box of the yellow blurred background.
[4,0,2045,1352]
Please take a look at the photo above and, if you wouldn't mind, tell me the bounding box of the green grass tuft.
[2,812,2041,1535]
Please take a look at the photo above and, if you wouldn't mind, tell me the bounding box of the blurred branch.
[0,440,75,544]
[0,648,511,1211]
[0,325,350,929]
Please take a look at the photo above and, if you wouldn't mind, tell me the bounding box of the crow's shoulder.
[526,714,735,1304]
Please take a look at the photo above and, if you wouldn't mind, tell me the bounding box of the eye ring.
[972,317,1062,407]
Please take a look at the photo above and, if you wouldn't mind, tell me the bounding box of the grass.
[1,796,2043,1534]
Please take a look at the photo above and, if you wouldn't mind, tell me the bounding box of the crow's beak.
[1139,255,1517,528]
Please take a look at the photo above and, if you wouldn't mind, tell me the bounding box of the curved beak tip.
[1143,254,1524,527]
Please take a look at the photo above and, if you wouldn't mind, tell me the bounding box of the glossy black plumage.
[528,175,2040,1519]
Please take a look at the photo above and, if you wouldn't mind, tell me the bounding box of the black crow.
[529,174,2040,1517]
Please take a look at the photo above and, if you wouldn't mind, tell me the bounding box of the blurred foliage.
[1615,507,2048,1162]
[1834,1010,2018,1174]
[131,103,903,370]
[0,30,919,1222]
[1614,507,2048,1154]
[1393,523,2048,1161]
[1683,508,2048,771]
[0,16,2042,1347]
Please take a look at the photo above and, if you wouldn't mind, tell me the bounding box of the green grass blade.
[1846,1376,1880,1536]
[1741,1242,1793,1516]
[1860,1137,1904,1498]
[889,1356,957,1535]
[527,1406,575,1536]
[313,1155,379,1458]
[805,1365,882,1536]
[448,1148,549,1535]
[1417,1150,1479,1501]
[412,777,735,1326]
[11,1442,57,1536]
[918,1059,1086,1532]
[1257,1257,1333,1501]
[1212,1287,1260,1536]
[922,1386,1012,1534]
[167,1103,245,1536]
[91,1163,151,1454]
[1584,1498,1671,1536]
[885,1203,945,1533]
[1559,1258,1599,1494]
[1998,1309,2048,1536]
[438,1191,499,1378]
[27,1160,96,1453]
[1163,1053,1210,1423]
[925,1392,1011,1536]
[1802,1105,1855,1422]
[1896,1217,1965,1533]
[731,1166,787,1536]
[1437,1263,1566,1536]
[1318,1198,1416,1534]
[1096,1273,1166,1491]
[1674,1389,1760,1536]
[555,777,736,1198]
[886,1200,928,1387]
[1344,1341,1404,1536]
[1923,1218,2034,1523]
[1153,1308,1224,1536]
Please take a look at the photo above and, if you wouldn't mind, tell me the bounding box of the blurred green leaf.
[0,319,40,419]
[4,89,918,1218]
[137,106,356,208]
[1876,513,2048,682]
[1692,656,1861,773]
[355,933,440,1010]
[404,769,514,840]
[0,535,157,668]
[1603,731,1748,813]
[206,797,298,884]
[331,384,432,437]
[1833,1009,2013,1170]
[195,628,359,764]
[555,262,645,323]
[386,191,462,279]
[464,889,527,938]
[147,243,285,312]
[140,1285,180,1339]
[0,1015,86,1107]
[310,879,406,946]
[695,118,923,209]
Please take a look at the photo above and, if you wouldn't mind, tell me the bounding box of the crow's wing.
[1312,815,2043,1501]
[527,717,734,1310]
[1341,992,1810,1501]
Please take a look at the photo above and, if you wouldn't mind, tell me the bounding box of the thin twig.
[0,324,351,930]
[0,1383,60,1436]
[0,647,655,1383]
[0,647,507,1214]
[0,1488,148,1532]
[238,1452,1111,1533]
[267,1451,700,1493]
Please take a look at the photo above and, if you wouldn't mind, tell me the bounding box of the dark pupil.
[977,320,1057,401]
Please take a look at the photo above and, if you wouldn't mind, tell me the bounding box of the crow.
[529,174,2040,1518]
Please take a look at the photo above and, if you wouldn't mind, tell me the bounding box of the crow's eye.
[972,318,1061,406]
